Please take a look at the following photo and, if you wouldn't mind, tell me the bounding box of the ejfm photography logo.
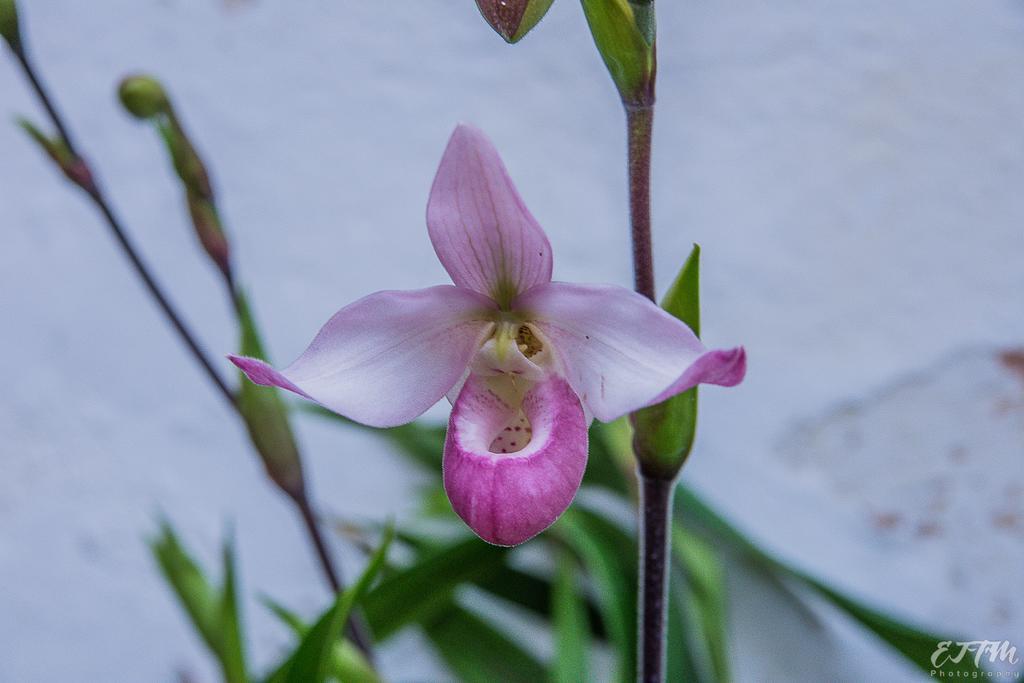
[931,640,1021,679]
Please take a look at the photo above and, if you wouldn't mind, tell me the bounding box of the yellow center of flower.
[515,324,543,358]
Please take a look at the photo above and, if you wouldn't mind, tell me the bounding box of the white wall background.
[1,1,1022,681]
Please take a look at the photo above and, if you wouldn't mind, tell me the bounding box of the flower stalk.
[638,474,673,683]
[630,98,672,682]
[3,35,235,408]
[579,0,680,679]
[4,12,374,662]
[627,104,655,301]
[115,73,378,661]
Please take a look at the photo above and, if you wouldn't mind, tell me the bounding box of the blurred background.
[1,0,1022,681]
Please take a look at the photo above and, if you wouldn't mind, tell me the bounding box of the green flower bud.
[169,132,224,276]
[580,0,656,107]
[474,0,554,43]
[0,0,22,53]
[631,244,700,479]
[235,291,306,501]
[165,127,214,200]
[187,193,230,279]
[119,76,228,277]
[118,74,170,120]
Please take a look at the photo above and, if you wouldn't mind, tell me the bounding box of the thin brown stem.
[627,83,668,683]
[295,494,341,591]
[12,47,76,151]
[638,474,673,683]
[11,45,237,408]
[88,190,238,407]
[627,105,656,302]
[295,495,377,660]
[9,39,376,661]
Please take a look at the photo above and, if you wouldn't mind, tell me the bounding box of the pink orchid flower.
[230,124,745,546]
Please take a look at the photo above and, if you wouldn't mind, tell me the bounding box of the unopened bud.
[0,0,21,53]
[630,244,699,479]
[119,76,228,277]
[581,0,656,107]
[17,117,95,192]
[118,75,170,120]
[235,292,306,500]
[187,193,230,279]
[474,0,554,43]
[171,134,225,277]
[168,131,214,200]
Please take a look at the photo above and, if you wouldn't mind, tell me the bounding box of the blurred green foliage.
[150,409,983,682]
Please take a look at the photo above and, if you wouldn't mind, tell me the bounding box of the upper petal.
[443,373,588,546]
[426,124,553,306]
[516,282,746,422]
[230,285,496,428]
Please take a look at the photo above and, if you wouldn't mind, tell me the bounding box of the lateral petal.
[516,282,746,422]
[230,286,496,428]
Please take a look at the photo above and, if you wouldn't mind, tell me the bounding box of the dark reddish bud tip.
[474,0,554,43]
[65,158,96,192]
[188,195,231,279]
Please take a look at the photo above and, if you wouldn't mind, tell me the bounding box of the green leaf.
[302,405,446,473]
[317,407,632,502]
[150,522,222,656]
[584,419,633,496]
[0,0,22,52]
[262,599,381,683]
[16,116,90,187]
[551,551,590,682]
[798,576,983,677]
[219,536,248,683]
[16,118,57,158]
[362,536,509,640]
[149,521,248,683]
[423,606,548,683]
[373,421,447,471]
[269,525,393,683]
[665,564,702,683]
[664,243,701,338]
[394,526,608,640]
[580,0,656,106]
[675,485,983,676]
[631,244,700,478]
[554,508,636,683]
[562,502,716,683]
[672,524,730,683]
[479,563,607,640]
